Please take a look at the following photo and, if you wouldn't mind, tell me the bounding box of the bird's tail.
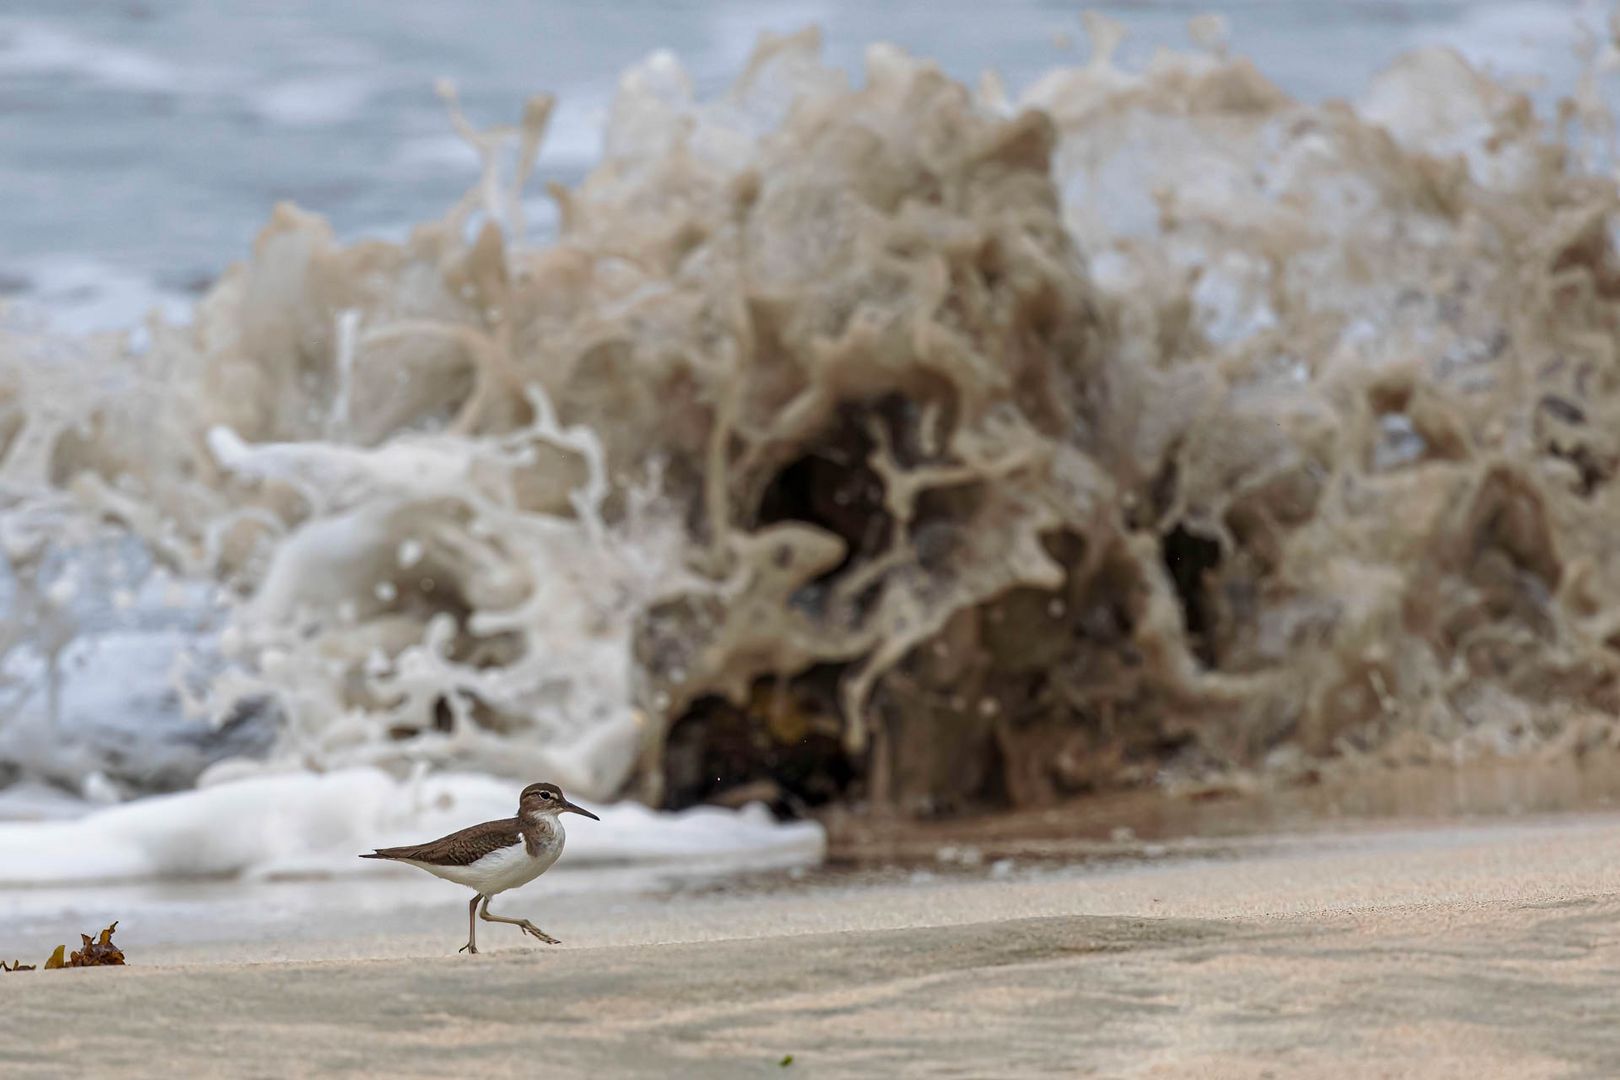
[362,843,423,860]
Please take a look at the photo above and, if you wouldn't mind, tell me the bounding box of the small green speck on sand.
[779,1054,794,1067]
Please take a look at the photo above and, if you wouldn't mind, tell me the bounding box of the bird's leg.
[458,894,481,954]
[478,895,560,945]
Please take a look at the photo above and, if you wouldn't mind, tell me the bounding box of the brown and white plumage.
[365,813,550,867]
[360,781,599,954]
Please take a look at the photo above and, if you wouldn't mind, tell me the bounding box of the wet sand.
[6,813,1620,1077]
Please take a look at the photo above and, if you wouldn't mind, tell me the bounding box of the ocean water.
[1,0,1618,884]
[0,1,1602,331]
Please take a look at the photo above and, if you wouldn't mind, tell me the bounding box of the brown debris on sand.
[3,923,126,973]
[68,922,127,968]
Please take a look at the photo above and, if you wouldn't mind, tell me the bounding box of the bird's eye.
[540,791,553,799]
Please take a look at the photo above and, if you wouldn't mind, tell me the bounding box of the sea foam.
[0,768,822,885]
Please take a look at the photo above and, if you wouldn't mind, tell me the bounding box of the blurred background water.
[0,0,1602,332]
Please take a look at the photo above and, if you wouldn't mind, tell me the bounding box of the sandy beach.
[5,811,1620,1077]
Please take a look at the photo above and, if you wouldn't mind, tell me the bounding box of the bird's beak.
[561,800,600,821]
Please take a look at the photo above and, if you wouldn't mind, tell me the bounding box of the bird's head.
[519,782,600,823]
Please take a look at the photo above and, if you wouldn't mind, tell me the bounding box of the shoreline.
[7,810,1620,1075]
[822,753,1620,863]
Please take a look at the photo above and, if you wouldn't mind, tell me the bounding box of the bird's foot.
[518,921,560,945]
[459,942,479,955]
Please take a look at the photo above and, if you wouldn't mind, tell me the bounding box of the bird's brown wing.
[360,816,524,866]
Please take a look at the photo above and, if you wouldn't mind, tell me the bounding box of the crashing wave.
[3,18,1620,819]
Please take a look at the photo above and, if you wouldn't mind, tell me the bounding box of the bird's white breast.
[407,820,565,896]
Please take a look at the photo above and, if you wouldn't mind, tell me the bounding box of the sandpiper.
[360,781,599,954]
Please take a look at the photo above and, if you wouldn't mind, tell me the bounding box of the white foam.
[538,94,608,171]
[0,780,91,823]
[0,19,178,93]
[0,768,823,886]
[701,0,838,77]
[250,73,378,128]
[2,254,193,335]
[393,95,605,177]
[0,629,191,791]
[391,133,482,172]
[1417,1,1591,86]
